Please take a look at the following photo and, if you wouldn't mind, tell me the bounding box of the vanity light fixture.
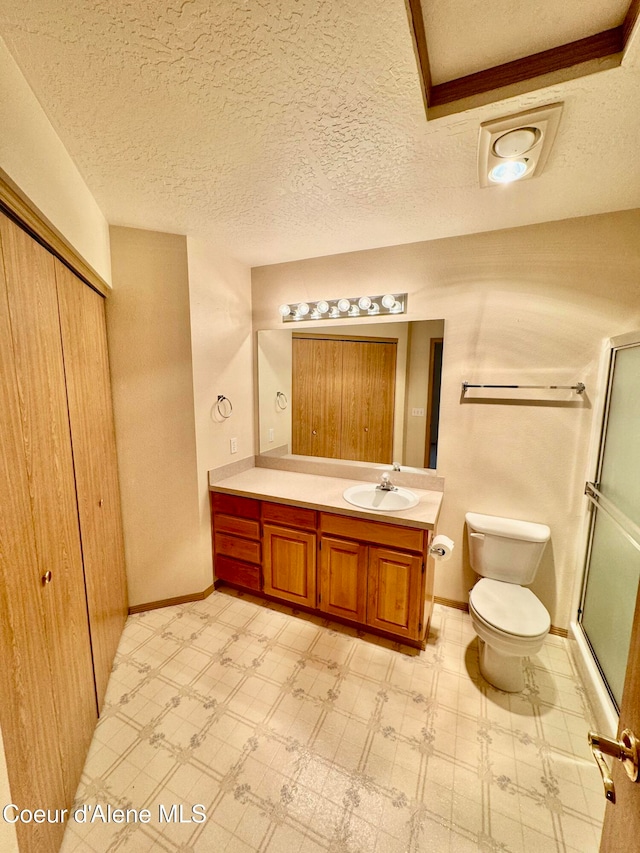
[278,293,407,323]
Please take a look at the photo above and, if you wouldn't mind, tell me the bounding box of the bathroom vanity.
[209,466,442,648]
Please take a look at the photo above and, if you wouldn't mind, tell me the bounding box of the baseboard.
[128,584,215,615]
[549,625,569,638]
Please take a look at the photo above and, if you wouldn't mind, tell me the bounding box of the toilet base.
[478,640,525,692]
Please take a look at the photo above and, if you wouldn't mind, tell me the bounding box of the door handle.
[588,729,639,803]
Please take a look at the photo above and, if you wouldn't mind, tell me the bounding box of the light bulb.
[316,300,329,314]
[381,294,395,309]
[358,296,372,310]
[329,306,340,318]
[337,298,350,313]
[297,302,310,316]
[369,302,380,313]
[279,304,291,317]
[489,160,527,184]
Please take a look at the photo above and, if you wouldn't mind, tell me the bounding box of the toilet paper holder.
[428,534,455,561]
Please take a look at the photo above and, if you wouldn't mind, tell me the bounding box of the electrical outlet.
[230,437,237,454]
[411,407,425,417]
[268,428,274,443]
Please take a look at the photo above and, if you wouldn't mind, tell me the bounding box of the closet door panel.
[340,341,396,463]
[292,337,343,458]
[0,215,97,806]
[292,335,315,455]
[0,219,65,853]
[55,261,128,711]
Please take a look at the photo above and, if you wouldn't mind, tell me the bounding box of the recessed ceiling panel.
[423,0,629,85]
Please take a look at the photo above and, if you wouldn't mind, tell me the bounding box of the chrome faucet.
[392,462,401,471]
[377,472,397,491]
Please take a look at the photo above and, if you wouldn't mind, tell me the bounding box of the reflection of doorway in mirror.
[425,339,443,469]
[291,334,396,463]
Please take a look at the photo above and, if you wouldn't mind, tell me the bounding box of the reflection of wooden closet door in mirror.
[292,337,342,457]
[340,340,396,463]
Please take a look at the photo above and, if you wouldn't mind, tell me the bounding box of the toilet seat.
[469,578,550,638]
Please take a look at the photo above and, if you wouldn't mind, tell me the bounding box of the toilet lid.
[469,578,550,638]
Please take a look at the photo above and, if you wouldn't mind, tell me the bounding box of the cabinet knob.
[42,571,52,585]
[364,427,368,432]
[98,498,104,507]
[312,430,317,435]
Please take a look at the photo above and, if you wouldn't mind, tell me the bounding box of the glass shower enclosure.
[579,332,640,709]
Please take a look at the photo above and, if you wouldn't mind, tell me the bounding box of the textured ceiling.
[1,0,640,266]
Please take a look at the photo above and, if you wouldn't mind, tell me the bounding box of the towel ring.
[216,395,233,419]
[276,391,288,410]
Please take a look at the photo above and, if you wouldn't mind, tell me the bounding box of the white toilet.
[466,512,551,692]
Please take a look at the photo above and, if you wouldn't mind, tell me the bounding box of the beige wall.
[252,210,640,628]
[108,227,206,607]
[0,36,111,284]
[186,235,254,577]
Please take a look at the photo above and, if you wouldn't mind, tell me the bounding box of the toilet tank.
[465,512,550,584]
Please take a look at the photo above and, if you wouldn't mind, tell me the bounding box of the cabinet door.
[263,524,316,607]
[56,261,128,712]
[367,547,422,640]
[0,214,97,841]
[319,536,367,622]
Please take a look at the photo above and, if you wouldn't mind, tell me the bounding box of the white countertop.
[210,467,443,530]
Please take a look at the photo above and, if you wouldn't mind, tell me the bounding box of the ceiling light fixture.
[278,294,407,323]
[478,103,563,188]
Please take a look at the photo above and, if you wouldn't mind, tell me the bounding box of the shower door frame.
[576,328,640,712]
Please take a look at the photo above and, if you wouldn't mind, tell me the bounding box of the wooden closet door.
[56,261,128,711]
[0,218,67,853]
[340,341,396,463]
[292,337,343,458]
[0,216,97,840]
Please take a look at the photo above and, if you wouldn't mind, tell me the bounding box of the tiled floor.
[60,591,605,853]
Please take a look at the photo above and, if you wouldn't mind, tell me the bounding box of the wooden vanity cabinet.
[211,493,261,591]
[319,513,430,643]
[211,493,433,647]
[262,502,317,607]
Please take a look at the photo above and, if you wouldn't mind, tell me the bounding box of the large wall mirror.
[257,320,444,471]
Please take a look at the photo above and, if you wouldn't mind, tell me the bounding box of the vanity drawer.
[214,513,260,540]
[262,501,316,530]
[215,555,261,591]
[320,512,426,553]
[212,492,260,520]
[215,532,261,564]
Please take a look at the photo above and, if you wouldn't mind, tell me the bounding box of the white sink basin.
[342,484,419,512]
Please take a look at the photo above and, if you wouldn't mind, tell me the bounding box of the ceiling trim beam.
[430,27,624,107]
[406,1,640,119]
